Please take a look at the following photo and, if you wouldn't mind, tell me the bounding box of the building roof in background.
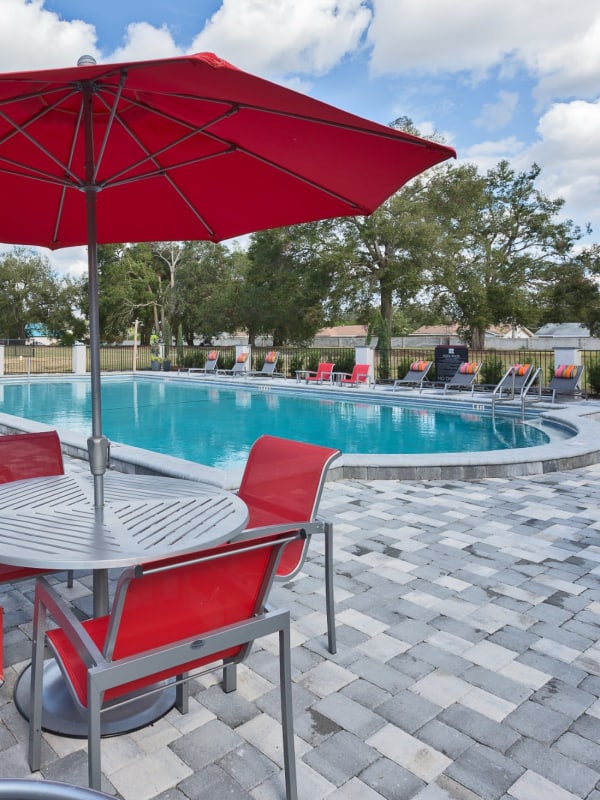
[411,323,533,338]
[534,323,590,336]
[317,325,368,337]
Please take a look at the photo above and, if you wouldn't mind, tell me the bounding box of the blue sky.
[1,0,599,276]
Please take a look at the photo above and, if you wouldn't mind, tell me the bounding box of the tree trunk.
[472,326,485,350]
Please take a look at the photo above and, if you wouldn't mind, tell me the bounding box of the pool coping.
[1,371,599,486]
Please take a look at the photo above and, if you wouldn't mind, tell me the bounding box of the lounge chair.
[543,364,585,402]
[186,349,219,375]
[494,363,534,398]
[295,362,335,384]
[249,350,282,377]
[218,350,249,377]
[444,361,482,396]
[238,434,341,653]
[393,360,433,392]
[336,364,371,387]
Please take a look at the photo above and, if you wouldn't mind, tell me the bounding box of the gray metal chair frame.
[29,532,301,798]
[443,362,482,397]
[393,361,433,392]
[544,364,585,401]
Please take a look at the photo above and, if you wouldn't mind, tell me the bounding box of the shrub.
[480,354,505,385]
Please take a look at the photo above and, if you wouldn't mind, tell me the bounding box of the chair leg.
[223,662,237,693]
[175,673,189,713]
[279,613,297,800]
[67,570,74,589]
[324,521,337,654]
[87,680,103,790]
[28,599,47,772]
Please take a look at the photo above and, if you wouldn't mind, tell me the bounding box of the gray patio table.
[0,467,248,736]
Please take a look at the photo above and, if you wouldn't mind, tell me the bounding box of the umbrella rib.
[54,99,86,245]
[92,71,126,183]
[0,88,85,185]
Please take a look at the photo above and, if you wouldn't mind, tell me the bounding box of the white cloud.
[367,0,600,104]
[190,0,372,78]
[475,91,518,130]
[108,22,182,63]
[0,0,98,70]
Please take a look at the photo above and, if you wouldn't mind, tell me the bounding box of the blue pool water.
[0,376,555,470]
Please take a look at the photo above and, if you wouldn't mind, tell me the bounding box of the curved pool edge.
[1,374,599,484]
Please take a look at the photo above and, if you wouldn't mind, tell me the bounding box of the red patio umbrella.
[0,52,455,504]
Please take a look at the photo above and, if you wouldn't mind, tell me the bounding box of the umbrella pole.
[83,81,109,508]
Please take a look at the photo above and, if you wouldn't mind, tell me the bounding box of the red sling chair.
[29,529,302,798]
[238,435,341,653]
[0,431,67,686]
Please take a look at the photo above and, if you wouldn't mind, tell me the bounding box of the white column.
[72,342,87,374]
[355,345,375,382]
[0,345,4,376]
[553,347,581,368]
[235,344,251,374]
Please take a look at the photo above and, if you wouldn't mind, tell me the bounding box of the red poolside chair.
[0,431,69,685]
[238,435,341,653]
[337,363,372,387]
[29,529,302,797]
[296,362,335,384]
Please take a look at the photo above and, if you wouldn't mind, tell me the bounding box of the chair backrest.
[0,431,64,484]
[260,351,279,374]
[314,362,335,380]
[347,364,370,383]
[66,531,299,705]
[550,364,583,386]
[205,350,219,368]
[238,435,341,577]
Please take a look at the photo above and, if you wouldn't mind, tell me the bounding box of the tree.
[238,223,336,345]
[426,161,587,348]
[171,241,237,344]
[0,248,80,341]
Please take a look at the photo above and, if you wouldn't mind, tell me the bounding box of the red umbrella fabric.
[0,52,455,248]
[0,52,455,504]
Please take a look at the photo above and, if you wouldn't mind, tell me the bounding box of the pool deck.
[3,454,600,799]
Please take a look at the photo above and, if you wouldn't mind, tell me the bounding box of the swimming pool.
[0,375,563,471]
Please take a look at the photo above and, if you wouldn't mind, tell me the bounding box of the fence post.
[72,342,87,375]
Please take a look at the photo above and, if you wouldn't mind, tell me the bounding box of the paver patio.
[2,460,600,799]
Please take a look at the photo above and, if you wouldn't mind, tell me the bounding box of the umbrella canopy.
[0,52,454,247]
[0,52,455,504]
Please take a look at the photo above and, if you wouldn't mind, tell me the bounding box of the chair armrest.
[35,577,105,668]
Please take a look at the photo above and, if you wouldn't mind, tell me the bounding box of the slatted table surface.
[0,469,248,570]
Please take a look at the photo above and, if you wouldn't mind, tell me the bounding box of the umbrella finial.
[77,55,97,67]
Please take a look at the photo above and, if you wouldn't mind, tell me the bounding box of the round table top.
[0,469,248,570]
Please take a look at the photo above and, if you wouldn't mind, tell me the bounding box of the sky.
[1,0,599,277]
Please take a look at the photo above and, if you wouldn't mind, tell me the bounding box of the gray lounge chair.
[494,363,534,398]
[249,350,282,377]
[543,364,585,401]
[444,362,482,397]
[218,351,250,377]
[185,349,219,375]
[393,360,433,392]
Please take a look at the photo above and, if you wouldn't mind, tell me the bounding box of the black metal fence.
[2,344,599,394]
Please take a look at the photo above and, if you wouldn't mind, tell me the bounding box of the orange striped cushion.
[410,360,429,372]
[459,362,479,374]
[555,364,577,379]
[208,350,218,361]
[236,352,248,363]
[265,351,278,364]
[514,363,531,376]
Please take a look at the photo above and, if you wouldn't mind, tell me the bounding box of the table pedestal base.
[15,660,176,738]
